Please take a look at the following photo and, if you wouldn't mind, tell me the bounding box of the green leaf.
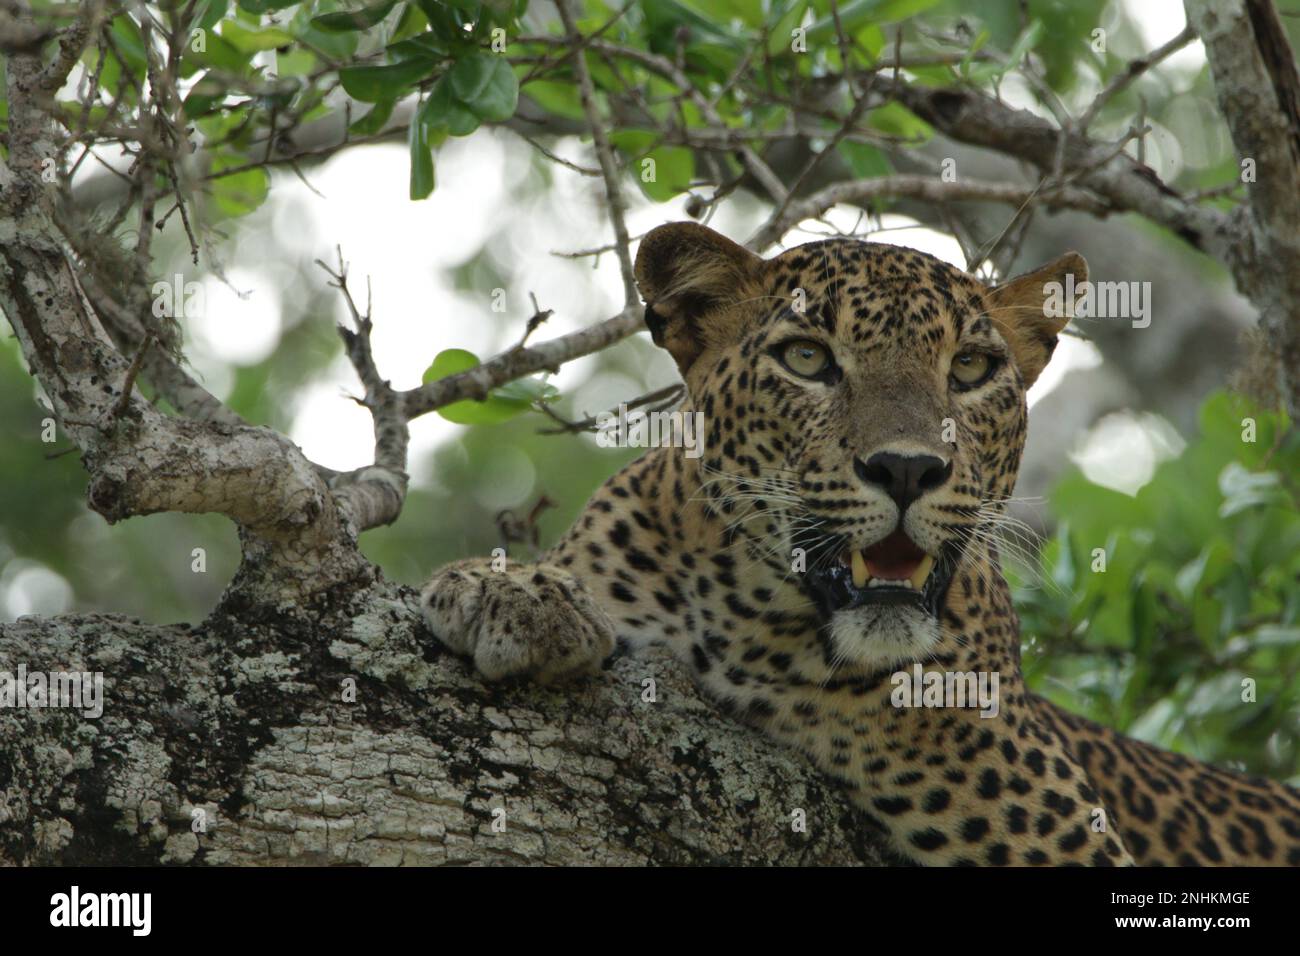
[1127,698,1178,746]
[419,73,480,136]
[195,0,230,30]
[1003,20,1044,73]
[388,32,451,61]
[350,97,396,135]
[867,101,932,142]
[963,28,991,64]
[409,115,436,200]
[801,0,940,51]
[276,46,318,78]
[448,52,497,103]
[855,24,886,62]
[671,0,763,27]
[448,53,518,121]
[183,73,227,117]
[766,0,809,57]
[1175,539,1234,602]
[411,0,444,20]
[220,20,296,54]
[838,141,893,179]
[522,79,585,121]
[686,42,742,79]
[644,0,745,49]
[184,33,253,74]
[312,1,397,32]
[109,15,148,77]
[495,376,559,404]
[339,58,436,102]
[1186,672,1247,717]
[208,156,269,219]
[610,130,694,202]
[391,1,431,42]
[292,0,361,59]
[422,349,542,425]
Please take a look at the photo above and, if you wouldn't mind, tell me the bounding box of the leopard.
[422,221,1300,866]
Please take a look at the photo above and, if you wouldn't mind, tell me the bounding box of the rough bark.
[0,584,890,866]
[1187,0,1300,419]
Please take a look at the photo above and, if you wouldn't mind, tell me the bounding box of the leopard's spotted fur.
[423,222,1300,866]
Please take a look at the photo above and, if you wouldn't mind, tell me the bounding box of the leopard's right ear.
[634,222,763,373]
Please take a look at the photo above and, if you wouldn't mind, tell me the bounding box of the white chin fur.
[829,606,941,670]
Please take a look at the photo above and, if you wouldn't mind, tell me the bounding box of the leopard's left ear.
[634,222,763,373]
[984,252,1087,389]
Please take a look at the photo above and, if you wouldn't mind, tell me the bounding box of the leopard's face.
[636,224,1084,671]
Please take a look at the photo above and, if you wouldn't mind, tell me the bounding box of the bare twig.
[1078,25,1197,132]
[402,305,644,420]
[555,0,640,309]
[317,250,410,529]
[40,0,105,90]
[110,334,154,420]
[538,383,685,434]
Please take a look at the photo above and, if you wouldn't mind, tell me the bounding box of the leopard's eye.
[778,340,833,379]
[950,351,995,388]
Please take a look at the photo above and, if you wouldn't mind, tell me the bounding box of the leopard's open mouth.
[800,528,960,619]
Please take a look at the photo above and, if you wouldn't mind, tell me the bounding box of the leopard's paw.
[420,559,615,683]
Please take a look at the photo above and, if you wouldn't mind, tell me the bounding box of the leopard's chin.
[827,605,941,670]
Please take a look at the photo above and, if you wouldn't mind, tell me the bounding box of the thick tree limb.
[1186,0,1300,418]
[0,596,890,866]
[0,46,373,608]
[888,82,1240,265]
[747,174,1111,250]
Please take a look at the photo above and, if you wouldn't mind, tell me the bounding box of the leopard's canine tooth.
[851,549,870,588]
[910,554,935,590]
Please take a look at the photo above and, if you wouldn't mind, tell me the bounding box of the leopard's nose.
[853,451,952,513]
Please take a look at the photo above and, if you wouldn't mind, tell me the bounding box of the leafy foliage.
[1016,393,1300,784]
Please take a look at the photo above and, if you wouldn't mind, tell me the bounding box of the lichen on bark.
[0,585,893,866]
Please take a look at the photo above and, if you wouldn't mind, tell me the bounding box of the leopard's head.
[634,222,1085,670]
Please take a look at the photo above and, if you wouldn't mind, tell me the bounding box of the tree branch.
[0,602,891,866]
[889,80,1239,264]
[0,41,372,609]
[1077,24,1197,132]
[747,174,1111,250]
[318,251,411,533]
[1186,0,1300,417]
[400,304,644,420]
